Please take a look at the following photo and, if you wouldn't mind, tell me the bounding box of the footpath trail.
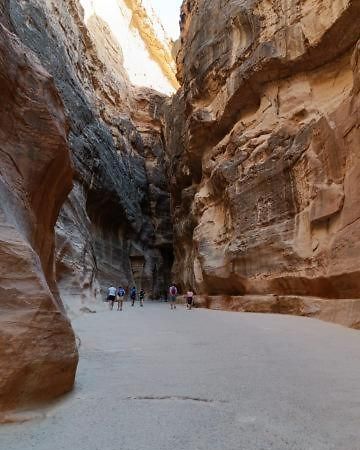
[2,302,360,450]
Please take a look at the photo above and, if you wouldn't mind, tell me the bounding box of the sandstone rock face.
[2,0,174,311]
[0,0,175,412]
[0,23,78,413]
[167,0,360,327]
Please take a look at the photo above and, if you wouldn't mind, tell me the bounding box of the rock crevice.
[1,0,174,306]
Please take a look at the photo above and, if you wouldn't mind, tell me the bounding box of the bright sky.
[150,0,183,40]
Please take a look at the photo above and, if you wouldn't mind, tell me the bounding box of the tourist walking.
[139,288,145,307]
[169,284,177,310]
[107,285,117,310]
[117,286,126,311]
[130,286,137,306]
[186,290,194,310]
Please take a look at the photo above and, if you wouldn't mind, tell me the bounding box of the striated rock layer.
[166,0,360,327]
[0,23,78,413]
[1,0,174,313]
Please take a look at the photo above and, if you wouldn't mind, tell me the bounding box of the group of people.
[106,284,195,310]
[106,286,145,311]
[167,285,195,310]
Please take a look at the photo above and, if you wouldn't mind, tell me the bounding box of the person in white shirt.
[107,286,117,310]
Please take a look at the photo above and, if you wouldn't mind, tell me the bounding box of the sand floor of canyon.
[2,303,360,450]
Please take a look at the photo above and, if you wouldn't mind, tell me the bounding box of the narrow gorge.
[1,0,360,419]
[0,0,175,413]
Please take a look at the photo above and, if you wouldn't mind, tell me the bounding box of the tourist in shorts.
[107,285,117,310]
[169,284,178,310]
[117,286,126,311]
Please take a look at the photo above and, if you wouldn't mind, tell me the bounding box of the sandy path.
[2,302,360,450]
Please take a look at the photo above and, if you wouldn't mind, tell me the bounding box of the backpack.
[170,286,177,296]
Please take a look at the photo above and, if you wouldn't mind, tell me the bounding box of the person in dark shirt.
[169,284,177,310]
[117,286,126,311]
[139,289,145,307]
[186,290,194,310]
[130,286,137,307]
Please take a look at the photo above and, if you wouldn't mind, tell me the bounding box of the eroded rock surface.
[0,0,175,412]
[166,0,360,327]
[1,0,174,312]
[0,23,77,413]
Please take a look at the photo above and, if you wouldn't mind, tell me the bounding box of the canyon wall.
[1,0,174,314]
[2,0,358,417]
[167,0,360,327]
[0,0,174,413]
[0,21,78,413]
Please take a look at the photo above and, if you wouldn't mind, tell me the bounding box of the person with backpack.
[107,285,117,310]
[130,286,137,307]
[139,288,145,307]
[169,284,178,310]
[117,286,126,311]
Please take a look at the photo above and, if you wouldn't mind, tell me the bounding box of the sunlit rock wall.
[80,0,178,94]
[166,0,360,327]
